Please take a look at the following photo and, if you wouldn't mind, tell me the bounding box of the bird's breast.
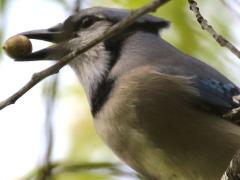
[94,91,186,180]
[93,66,202,179]
[93,66,240,180]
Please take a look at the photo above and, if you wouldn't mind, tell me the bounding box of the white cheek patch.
[69,43,110,101]
[66,22,112,102]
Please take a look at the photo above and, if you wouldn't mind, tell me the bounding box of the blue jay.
[11,7,240,180]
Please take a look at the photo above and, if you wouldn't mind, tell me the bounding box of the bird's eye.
[81,16,97,29]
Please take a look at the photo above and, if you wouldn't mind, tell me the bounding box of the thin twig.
[38,76,58,180]
[39,1,81,178]
[188,1,240,178]
[40,1,82,178]
[188,0,240,119]
[221,149,240,180]
[189,0,240,121]
[22,161,138,180]
[188,0,240,59]
[0,0,170,110]
[74,0,81,13]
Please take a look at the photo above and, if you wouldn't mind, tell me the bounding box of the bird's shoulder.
[114,65,240,123]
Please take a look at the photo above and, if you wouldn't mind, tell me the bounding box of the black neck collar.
[90,33,125,117]
[90,27,159,117]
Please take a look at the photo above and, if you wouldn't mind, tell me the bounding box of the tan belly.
[93,67,240,179]
[95,105,212,180]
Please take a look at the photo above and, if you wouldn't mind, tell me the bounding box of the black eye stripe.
[81,17,94,28]
[63,15,102,33]
[80,16,100,29]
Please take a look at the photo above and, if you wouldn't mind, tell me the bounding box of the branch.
[221,150,240,180]
[188,0,240,59]
[74,0,81,13]
[188,0,240,118]
[22,161,139,180]
[38,76,59,180]
[39,2,81,179]
[188,1,240,179]
[0,0,170,110]
[38,1,82,178]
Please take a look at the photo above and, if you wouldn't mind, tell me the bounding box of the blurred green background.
[0,0,239,180]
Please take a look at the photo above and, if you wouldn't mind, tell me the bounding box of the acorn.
[2,35,32,59]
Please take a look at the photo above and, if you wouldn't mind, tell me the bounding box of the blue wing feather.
[194,78,240,114]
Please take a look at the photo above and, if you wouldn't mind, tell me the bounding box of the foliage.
[0,0,6,12]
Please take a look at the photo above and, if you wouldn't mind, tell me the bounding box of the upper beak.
[15,23,71,61]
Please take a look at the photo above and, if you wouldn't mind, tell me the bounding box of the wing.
[114,66,240,179]
[148,44,240,123]
[193,78,240,122]
[120,64,240,124]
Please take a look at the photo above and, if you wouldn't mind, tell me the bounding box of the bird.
[12,7,240,180]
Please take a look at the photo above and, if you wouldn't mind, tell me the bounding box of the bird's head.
[15,7,169,61]
[14,7,169,114]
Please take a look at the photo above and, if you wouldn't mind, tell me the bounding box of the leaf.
[112,0,150,8]
[0,0,6,12]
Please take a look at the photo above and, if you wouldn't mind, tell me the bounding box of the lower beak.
[15,23,71,61]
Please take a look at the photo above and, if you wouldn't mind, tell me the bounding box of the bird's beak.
[15,23,71,61]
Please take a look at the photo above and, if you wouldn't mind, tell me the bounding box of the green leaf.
[112,0,150,8]
[0,0,6,12]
